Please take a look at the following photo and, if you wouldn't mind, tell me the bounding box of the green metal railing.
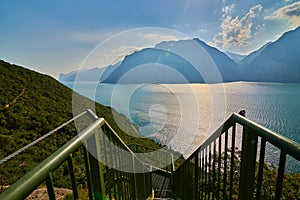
[1,111,300,200]
[127,143,174,173]
[128,143,174,198]
[0,109,152,200]
[173,113,300,200]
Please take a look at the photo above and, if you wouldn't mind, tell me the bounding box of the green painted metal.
[256,139,266,199]
[232,113,300,160]
[83,144,94,200]
[46,173,55,200]
[173,112,300,200]
[0,110,90,165]
[229,123,236,199]
[275,151,286,200]
[67,155,79,200]
[2,111,300,200]
[127,143,174,172]
[238,127,258,200]
[89,131,106,200]
[0,117,104,200]
[194,151,199,200]
[0,110,154,200]
[223,131,229,200]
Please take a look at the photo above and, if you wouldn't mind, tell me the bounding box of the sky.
[1,0,300,78]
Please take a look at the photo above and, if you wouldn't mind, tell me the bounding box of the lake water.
[62,81,300,172]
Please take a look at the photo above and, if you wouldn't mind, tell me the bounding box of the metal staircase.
[152,172,172,199]
[0,109,300,200]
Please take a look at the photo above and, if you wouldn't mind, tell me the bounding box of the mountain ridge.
[244,26,300,82]
[239,42,272,67]
[59,26,300,83]
[225,51,247,63]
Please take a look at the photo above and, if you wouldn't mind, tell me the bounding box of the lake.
[62,81,300,172]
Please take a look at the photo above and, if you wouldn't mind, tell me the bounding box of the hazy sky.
[1,0,300,78]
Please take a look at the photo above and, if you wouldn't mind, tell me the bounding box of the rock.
[26,187,73,200]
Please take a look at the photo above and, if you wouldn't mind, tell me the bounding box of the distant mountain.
[59,27,300,83]
[59,64,116,82]
[59,39,242,83]
[100,39,242,83]
[239,42,272,67]
[244,27,300,82]
[155,39,242,82]
[225,51,246,63]
[102,47,204,83]
[59,68,102,81]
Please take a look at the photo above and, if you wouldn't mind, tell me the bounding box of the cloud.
[80,45,144,69]
[266,2,300,28]
[213,4,263,48]
[222,4,236,17]
[142,33,181,43]
[198,29,208,33]
[80,33,183,69]
[110,45,144,63]
[69,31,107,44]
[70,28,188,70]
[97,33,184,66]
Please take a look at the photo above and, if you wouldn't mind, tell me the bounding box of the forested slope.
[0,60,161,186]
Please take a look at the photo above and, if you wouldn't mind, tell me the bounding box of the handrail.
[128,143,159,152]
[0,110,153,200]
[143,163,171,177]
[0,110,91,165]
[0,117,105,200]
[127,143,175,173]
[177,113,300,170]
[232,113,300,160]
[173,112,300,200]
[104,119,134,154]
[175,114,236,171]
[2,110,300,200]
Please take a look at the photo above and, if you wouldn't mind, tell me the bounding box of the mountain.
[59,39,242,83]
[102,47,204,83]
[101,38,242,83]
[59,27,300,83]
[184,39,242,82]
[225,51,246,63]
[59,68,103,81]
[239,42,272,67]
[59,64,117,82]
[0,60,161,186]
[244,27,300,82]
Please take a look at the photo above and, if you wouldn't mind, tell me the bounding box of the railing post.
[83,145,94,200]
[194,151,199,200]
[67,155,79,200]
[131,153,138,200]
[46,173,56,200]
[238,127,258,200]
[133,159,147,200]
[170,153,175,199]
[87,131,106,200]
[143,163,153,199]
[135,169,146,199]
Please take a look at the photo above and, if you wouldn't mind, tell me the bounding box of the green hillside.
[0,60,162,186]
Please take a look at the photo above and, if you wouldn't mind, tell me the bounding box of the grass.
[0,60,168,188]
